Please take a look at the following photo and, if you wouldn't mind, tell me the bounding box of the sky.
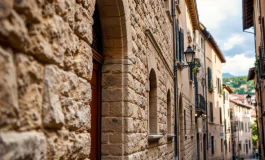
[197,0,255,76]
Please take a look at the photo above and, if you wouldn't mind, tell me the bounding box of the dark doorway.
[90,4,103,160]
[90,58,102,160]
[197,133,200,160]
[203,134,206,160]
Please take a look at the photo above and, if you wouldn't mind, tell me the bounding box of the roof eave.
[247,67,255,81]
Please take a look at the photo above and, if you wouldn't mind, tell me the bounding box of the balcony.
[196,94,206,114]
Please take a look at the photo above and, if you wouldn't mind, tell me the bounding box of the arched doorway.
[90,4,103,159]
[90,0,130,159]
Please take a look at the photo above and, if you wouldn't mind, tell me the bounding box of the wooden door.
[90,50,102,160]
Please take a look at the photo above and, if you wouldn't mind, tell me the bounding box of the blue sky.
[197,0,255,76]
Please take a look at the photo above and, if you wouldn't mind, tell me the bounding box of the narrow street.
[0,0,264,160]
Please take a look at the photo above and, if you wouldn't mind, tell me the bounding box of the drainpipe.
[171,0,179,159]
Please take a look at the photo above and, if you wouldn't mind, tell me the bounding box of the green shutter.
[208,67,212,88]
[179,28,184,62]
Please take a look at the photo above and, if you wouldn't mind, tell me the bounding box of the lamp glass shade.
[246,94,251,103]
[184,45,195,64]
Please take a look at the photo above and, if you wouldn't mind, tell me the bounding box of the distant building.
[230,99,253,159]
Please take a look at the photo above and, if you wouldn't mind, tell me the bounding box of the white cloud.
[222,54,255,76]
[222,34,245,51]
[197,0,240,29]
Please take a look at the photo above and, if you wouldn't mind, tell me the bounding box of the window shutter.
[210,102,213,122]
[179,28,184,62]
[208,67,212,88]
[176,21,179,60]
[220,108,222,124]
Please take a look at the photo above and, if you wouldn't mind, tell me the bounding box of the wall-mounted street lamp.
[246,94,251,104]
[175,45,196,71]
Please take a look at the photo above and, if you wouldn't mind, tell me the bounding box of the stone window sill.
[167,134,175,140]
[148,134,163,142]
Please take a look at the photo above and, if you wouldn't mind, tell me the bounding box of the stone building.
[0,0,227,159]
[243,0,265,158]
[0,0,176,159]
[201,24,226,160]
[230,99,253,159]
[223,85,233,160]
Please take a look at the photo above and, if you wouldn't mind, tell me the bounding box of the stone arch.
[97,0,131,59]
[92,0,131,158]
[149,68,158,134]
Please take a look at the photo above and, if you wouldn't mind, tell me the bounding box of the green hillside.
[223,76,255,95]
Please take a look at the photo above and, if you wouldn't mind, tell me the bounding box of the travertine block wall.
[0,0,175,159]
[0,0,94,159]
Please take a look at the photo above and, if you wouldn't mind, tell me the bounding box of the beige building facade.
[0,0,227,159]
[223,85,233,160]
[230,100,253,159]
[201,24,226,160]
[244,0,265,158]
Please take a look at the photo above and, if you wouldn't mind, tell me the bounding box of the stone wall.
[0,0,176,159]
[0,0,95,159]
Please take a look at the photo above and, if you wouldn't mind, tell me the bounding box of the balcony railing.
[196,94,206,112]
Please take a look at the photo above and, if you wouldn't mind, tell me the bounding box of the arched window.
[149,69,157,134]
[167,90,171,134]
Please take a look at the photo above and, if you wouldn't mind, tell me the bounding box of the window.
[167,90,171,134]
[184,110,186,135]
[223,91,226,104]
[217,78,221,94]
[221,139,223,153]
[220,108,222,124]
[149,69,157,134]
[201,38,205,50]
[210,102,213,122]
[208,67,212,89]
[190,109,193,133]
[228,141,231,153]
[249,140,251,149]
[178,28,184,62]
[211,136,215,154]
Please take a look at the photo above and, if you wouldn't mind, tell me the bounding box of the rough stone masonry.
[0,0,175,159]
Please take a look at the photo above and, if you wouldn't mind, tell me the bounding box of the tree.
[252,121,258,149]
